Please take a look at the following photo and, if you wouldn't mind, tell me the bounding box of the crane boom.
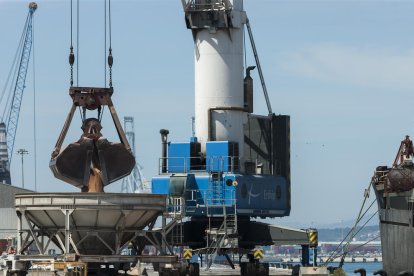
[6,2,37,165]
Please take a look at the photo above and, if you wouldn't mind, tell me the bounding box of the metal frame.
[17,211,170,257]
[158,156,241,174]
[12,193,179,267]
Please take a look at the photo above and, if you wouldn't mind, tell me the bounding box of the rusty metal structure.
[373,135,414,275]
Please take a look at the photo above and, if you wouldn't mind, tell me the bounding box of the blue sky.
[1,0,414,227]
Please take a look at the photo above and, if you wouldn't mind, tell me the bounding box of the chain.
[108,48,113,87]
[107,0,113,87]
[69,0,74,86]
[69,46,74,86]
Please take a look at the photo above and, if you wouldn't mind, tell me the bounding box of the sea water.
[342,262,383,275]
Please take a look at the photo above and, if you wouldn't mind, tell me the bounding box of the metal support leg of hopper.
[224,253,235,269]
[63,209,74,254]
[16,212,22,254]
[65,210,70,253]
[301,245,310,266]
[162,216,167,254]
[313,247,318,266]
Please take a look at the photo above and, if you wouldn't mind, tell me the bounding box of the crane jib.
[5,4,37,165]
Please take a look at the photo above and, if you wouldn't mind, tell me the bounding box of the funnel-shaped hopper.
[15,193,166,255]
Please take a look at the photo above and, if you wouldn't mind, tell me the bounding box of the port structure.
[152,1,318,275]
[121,116,147,193]
[1,2,193,276]
[0,2,319,276]
[372,136,414,275]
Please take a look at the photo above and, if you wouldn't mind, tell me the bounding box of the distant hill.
[316,214,379,229]
[318,225,380,242]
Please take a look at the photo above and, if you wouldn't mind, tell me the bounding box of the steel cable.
[1,14,28,122]
[324,196,377,264]
[32,15,37,191]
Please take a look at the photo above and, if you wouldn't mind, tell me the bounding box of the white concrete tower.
[184,0,247,160]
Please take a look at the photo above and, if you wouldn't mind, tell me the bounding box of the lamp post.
[17,149,28,189]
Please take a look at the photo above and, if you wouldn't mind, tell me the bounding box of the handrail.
[185,188,237,216]
[167,197,185,218]
[158,156,241,174]
[183,0,230,12]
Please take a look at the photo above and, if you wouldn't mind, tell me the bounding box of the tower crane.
[121,116,146,193]
[0,2,37,184]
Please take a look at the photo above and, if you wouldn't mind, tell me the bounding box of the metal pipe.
[246,18,273,114]
[160,129,169,173]
[244,66,255,113]
[208,107,245,141]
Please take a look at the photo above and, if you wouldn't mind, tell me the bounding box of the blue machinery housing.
[152,114,291,219]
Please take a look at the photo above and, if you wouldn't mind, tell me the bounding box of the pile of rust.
[375,135,414,193]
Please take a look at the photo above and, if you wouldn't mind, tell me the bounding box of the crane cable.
[108,0,113,88]
[324,205,378,264]
[77,0,79,86]
[69,0,74,86]
[323,199,376,264]
[68,0,80,87]
[104,0,107,87]
[32,13,37,191]
[323,180,377,265]
[1,14,28,122]
[0,28,25,121]
[68,0,112,122]
[69,0,113,88]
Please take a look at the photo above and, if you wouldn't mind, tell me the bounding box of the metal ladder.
[165,197,185,246]
[205,221,227,269]
[208,157,225,208]
[205,205,238,270]
[169,220,184,246]
[209,173,224,206]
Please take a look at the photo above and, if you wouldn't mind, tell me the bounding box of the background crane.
[120,116,147,193]
[0,2,37,184]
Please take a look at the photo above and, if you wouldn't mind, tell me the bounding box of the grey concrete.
[0,183,33,239]
[299,267,329,276]
[0,183,32,208]
[379,208,414,275]
[0,208,19,239]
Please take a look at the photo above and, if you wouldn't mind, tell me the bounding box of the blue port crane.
[0,2,37,172]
